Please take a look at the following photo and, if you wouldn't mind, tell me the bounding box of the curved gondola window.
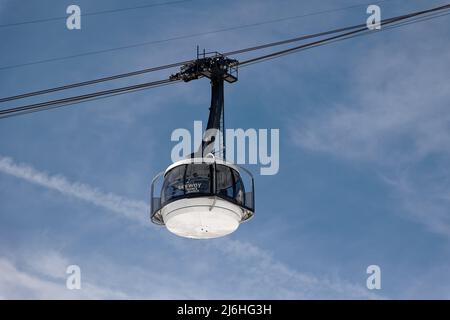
[185,163,211,195]
[216,165,234,199]
[216,164,245,206]
[161,163,247,207]
[161,163,212,205]
[161,164,186,204]
[232,168,245,206]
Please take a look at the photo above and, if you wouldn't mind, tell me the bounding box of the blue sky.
[0,0,449,299]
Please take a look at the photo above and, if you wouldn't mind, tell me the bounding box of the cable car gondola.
[151,155,254,239]
[150,51,255,239]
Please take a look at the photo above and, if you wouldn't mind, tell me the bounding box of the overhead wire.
[238,3,450,67]
[0,22,367,103]
[0,0,195,29]
[0,60,192,103]
[0,78,179,119]
[0,1,405,103]
[0,3,449,119]
[0,0,395,71]
[0,80,182,119]
[0,5,386,103]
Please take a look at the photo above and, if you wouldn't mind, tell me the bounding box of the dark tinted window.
[216,164,245,205]
[216,165,234,199]
[185,163,211,195]
[233,169,245,206]
[161,163,212,204]
[161,164,186,204]
[161,163,246,207]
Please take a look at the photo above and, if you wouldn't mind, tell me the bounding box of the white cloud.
[292,49,450,164]
[0,155,376,299]
[214,239,379,299]
[382,171,450,237]
[27,250,70,280]
[0,243,378,300]
[0,256,128,299]
[289,23,450,237]
[0,155,148,225]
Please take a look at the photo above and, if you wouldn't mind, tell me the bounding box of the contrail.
[0,155,379,298]
[0,155,148,224]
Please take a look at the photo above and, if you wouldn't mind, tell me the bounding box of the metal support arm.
[170,51,238,159]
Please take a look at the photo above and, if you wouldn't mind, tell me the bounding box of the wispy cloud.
[0,243,378,299]
[214,239,379,299]
[382,171,450,238]
[0,155,148,224]
[0,155,375,299]
[289,23,450,237]
[0,255,129,299]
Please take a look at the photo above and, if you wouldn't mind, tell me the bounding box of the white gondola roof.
[164,157,241,176]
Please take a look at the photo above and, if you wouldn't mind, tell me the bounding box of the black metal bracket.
[170,50,238,83]
[171,49,239,159]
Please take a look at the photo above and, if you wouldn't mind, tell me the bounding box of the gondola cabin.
[151,156,254,239]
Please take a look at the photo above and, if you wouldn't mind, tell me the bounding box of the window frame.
[157,161,254,213]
